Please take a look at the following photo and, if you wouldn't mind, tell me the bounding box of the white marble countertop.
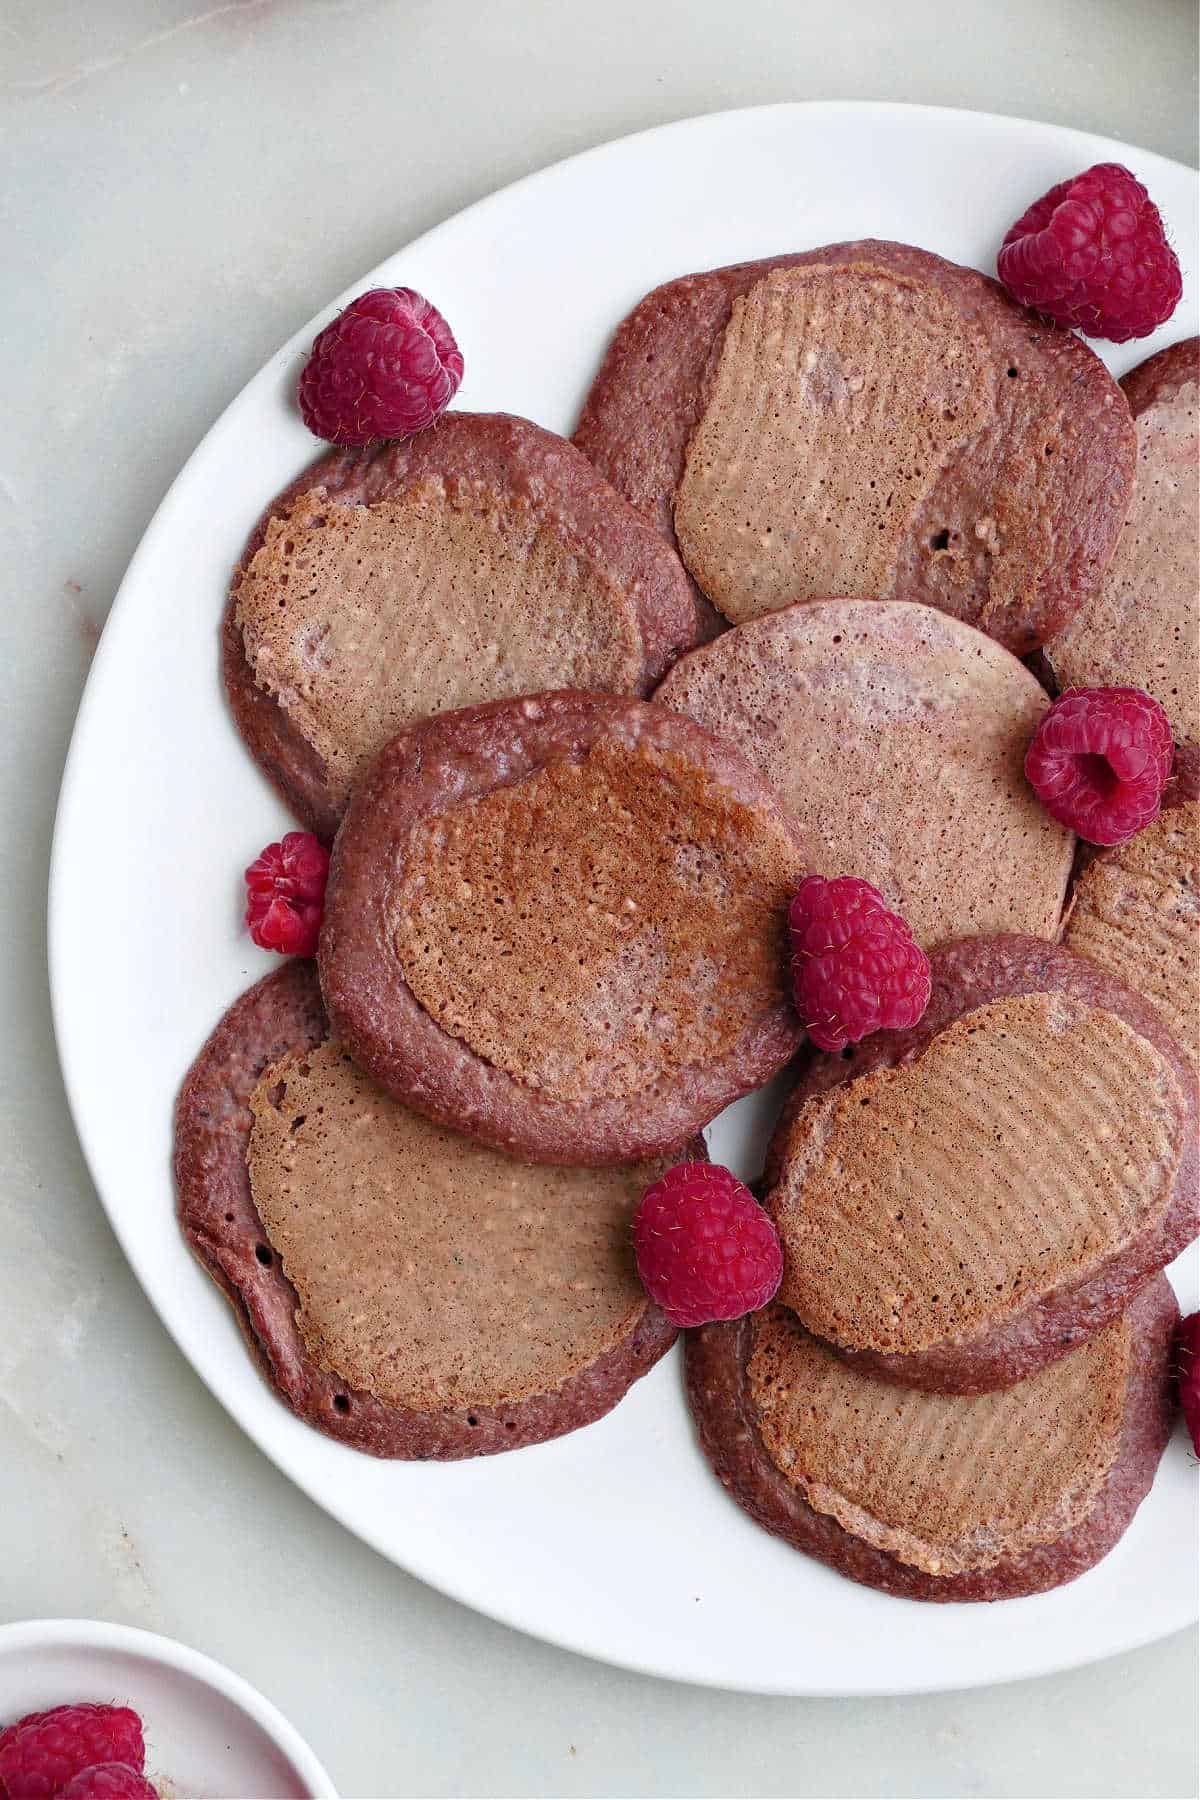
[2,3,1197,1796]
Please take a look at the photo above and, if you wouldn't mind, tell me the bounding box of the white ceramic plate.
[50,102,1198,1695]
[0,1620,336,1798]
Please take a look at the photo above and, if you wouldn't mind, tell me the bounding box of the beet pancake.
[319,691,809,1165]
[657,599,1073,947]
[1165,742,1200,809]
[1046,339,1199,746]
[226,411,698,838]
[765,936,1198,1394]
[574,240,1134,655]
[1062,774,1199,1079]
[686,1276,1177,1602]
[174,961,684,1458]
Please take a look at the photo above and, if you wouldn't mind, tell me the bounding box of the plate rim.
[47,98,1199,1698]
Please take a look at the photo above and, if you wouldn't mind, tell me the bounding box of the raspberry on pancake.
[1024,685,1174,846]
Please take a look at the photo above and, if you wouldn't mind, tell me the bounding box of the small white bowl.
[0,1620,336,1799]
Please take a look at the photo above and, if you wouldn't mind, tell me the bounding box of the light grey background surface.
[2,3,1197,1797]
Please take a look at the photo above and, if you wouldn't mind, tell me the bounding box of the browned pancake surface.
[1046,339,1199,745]
[394,738,800,1105]
[174,963,679,1457]
[319,692,809,1165]
[575,241,1135,654]
[226,412,698,837]
[237,486,644,816]
[686,1278,1178,1601]
[657,598,1072,945]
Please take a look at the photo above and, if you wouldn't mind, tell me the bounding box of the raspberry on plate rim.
[298,286,464,446]
[244,830,330,958]
[1177,1312,1200,1458]
[997,162,1182,343]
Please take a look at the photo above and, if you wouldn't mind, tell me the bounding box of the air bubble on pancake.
[673,264,990,623]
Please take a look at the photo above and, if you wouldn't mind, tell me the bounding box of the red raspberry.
[298,287,463,445]
[998,163,1182,343]
[788,875,930,1054]
[1177,1312,1200,1458]
[244,830,330,957]
[0,1707,144,1800]
[1024,686,1174,846]
[58,1769,157,1800]
[633,1162,782,1329]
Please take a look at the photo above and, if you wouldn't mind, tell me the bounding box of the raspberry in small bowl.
[0,1621,335,1800]
[0,1703,148,1799]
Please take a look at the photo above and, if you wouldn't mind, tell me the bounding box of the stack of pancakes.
[176,240,1197,1604]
